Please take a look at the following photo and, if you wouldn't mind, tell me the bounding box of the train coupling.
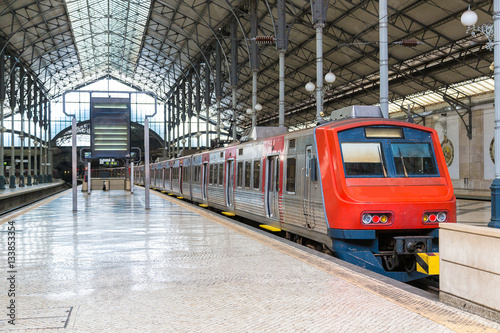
[383,236,437,274]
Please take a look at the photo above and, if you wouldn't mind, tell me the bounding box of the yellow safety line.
[151,190,499,332]
[0,189,69,226]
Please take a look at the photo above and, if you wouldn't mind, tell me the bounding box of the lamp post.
[462,4,500,228]
[304,71,336,122]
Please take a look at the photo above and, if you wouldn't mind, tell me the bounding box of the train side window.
[219,163,224,186]
[244,161,251,188]
[214,164,219,185]
[253,160,261,189]
[237,161,243,187]
[209,164,214,184]
[286,157,296,193]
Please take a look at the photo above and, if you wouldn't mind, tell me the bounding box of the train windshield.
[341,143,387,177]
[391,143,438,176]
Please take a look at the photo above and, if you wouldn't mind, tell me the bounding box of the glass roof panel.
[389,77,494,114]
[65,0,152,80]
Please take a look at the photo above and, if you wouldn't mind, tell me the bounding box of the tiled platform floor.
[1,188,499,332]
[457,199,492,227]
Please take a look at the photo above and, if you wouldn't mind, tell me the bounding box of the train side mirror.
[310,156,318,182]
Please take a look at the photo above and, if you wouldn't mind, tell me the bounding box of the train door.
[265,155,280,219]
[202,162,208,200]
[225,160,234,208]
[302,145,315,229]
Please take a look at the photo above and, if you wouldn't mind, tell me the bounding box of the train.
[134,105,456,282]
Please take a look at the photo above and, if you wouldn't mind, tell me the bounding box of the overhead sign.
[91,97,130,158]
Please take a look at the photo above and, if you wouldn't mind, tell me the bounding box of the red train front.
[315,110,456,281]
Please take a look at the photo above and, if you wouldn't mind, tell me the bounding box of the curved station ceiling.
[0,0,494,134]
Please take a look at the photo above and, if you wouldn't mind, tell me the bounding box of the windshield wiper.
[399,148,409,177]
[377,145,387,177]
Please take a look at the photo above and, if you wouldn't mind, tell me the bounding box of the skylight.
[65,0,151,80]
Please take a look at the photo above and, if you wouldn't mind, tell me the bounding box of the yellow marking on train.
[161,191,167,194]
[152,188,157,190]
[221,212,235,217]
[259,224,282,232]
[167,193,174,196]
[199,204,209,208]
[176,197,184,200]
[416,252,439,275]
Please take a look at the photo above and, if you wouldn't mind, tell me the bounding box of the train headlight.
[437,212,447,222]
[362,214,372,224]
[361,212,392,225]
[423,211,448,223]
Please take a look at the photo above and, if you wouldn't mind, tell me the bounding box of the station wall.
[429,102,495,191]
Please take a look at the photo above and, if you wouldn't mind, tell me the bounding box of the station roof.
[0,0,494,132]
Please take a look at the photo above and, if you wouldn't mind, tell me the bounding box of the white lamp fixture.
[461,6,478,26]
[246,108,252,115]
[305,71,337,93]
[461,5,494,50]
[254,103,262,111]
[325,71,336,84]
[305,81,315,92]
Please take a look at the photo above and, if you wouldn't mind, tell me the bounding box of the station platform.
[454,188,491,201]
[0,180,68,215]
[1,188,500,332]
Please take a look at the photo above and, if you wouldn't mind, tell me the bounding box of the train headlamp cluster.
[362,213,390,225]
[423,212,447,223]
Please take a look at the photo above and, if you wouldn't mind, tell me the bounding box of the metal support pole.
[0,50,5,189]
[72,116,77,211]
[250,0,259,129]
[145,117,150,209]
[279,50,286,127]
[379,0,389,118]
[10,104,15,188]
[33,119,37,184]
[188,75,193,150]
[27,111,31,185]
[163,103,167,157]
[9,62,16,188]
[231,17,239,142]
[252,70,257,128]
[315,23,324,124]
[177,87,181,156]
[204,63,210,148]
[168,100,172,157]
[490,0,500,228]
[216,41,222,143]
[232,89,237,141]
[131,161,134,195]
[87,161,91,195]
[19,110,24,187]
[277,0,288,128]
[0,101,4,190]
[48,102,52,182]
[195,63,201,149]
